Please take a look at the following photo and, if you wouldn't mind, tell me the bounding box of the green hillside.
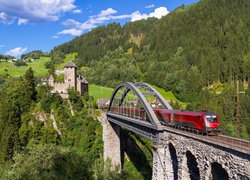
[47,0,250,139]
[89,85,114,101]
[89,84,180,104]
[0,57,50,77]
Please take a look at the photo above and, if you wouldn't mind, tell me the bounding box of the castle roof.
[41,77,47,82]
[64,60,77,68]
[77,75,88,84]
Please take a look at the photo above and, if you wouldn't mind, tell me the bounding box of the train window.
[196,116,203,120]
[206,115,217,122]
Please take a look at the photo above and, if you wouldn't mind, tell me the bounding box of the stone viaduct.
[101,113,250,179]
[99,82,250,179]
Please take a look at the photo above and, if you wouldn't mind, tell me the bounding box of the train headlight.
[205,122,209,127]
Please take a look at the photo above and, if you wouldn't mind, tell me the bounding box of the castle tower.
[64,60,77,90]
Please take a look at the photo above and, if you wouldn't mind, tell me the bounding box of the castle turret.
[64,60,77,89]
[49,74,54,86]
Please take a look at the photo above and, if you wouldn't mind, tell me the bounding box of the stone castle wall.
[51,82,72,94]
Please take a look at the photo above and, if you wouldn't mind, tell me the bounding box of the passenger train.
[107,106,221,135]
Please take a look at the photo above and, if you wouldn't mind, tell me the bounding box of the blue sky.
[0,0,199,58]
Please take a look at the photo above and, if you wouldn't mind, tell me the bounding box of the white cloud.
[0,0,76,24]
[18,19,28,25]
[6,47,28,57]
[130,11,148,22]
[59,7,169,36]
[145,4,154,8]
[131,7,169,21]
[58,29,82,36]
[0,44,4,48]
[0,12,14,24]
[73,9,82,14]
[52,35,59,39]
[62,19,81,27]
[79,22,97,30]
[98,8,117,17]
[148,7,169,19]
[58,8,117,36]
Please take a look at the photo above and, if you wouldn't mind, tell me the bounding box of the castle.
[42,60,88,98]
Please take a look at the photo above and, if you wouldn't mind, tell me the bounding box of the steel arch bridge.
[106,82,172,143]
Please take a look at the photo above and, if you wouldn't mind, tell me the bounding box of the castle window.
[68,79,71,81]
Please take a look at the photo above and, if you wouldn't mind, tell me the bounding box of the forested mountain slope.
[49,0,250,139]
[143,0,250,86]
[50,0,250,100]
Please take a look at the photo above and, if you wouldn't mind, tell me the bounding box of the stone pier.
[102,113,121,168]
[152,144,175,180]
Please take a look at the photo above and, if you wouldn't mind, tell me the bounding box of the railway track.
[205,134,250,153]
[163,126,250,155]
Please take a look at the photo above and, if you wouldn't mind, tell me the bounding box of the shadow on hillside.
[121,129,152,180]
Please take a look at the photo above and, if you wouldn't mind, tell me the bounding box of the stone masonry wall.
[99,112,121,168]
[167,133,250,180]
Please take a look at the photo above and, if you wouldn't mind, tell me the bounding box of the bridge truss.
[106,82,172,143]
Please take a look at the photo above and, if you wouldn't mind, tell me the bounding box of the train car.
[154,109,220,135]
[110,106,150,121]
[107,105,220,135]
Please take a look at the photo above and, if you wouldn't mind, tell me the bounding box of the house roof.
[49,74,54,80]
[77,75,88,84]
[97,98,110,105]
[41,77,47,82]
[126,100,138,104]
[64,60,77,68]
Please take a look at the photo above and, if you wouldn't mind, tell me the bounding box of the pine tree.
[24,67,37,101]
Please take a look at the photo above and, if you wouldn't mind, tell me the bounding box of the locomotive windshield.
[206,115,217,122]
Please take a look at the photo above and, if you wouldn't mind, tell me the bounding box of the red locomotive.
[107,106,221,135]
[154,109,221,135]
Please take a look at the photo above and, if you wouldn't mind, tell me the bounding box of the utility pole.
[235,81,245,138]
[236,80,240,138]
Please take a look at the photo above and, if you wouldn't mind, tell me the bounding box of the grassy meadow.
[0,57,50,77]
[89,85,114,101]
[0,53,77,77]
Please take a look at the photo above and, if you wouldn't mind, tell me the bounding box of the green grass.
[0,53,78,78]
[151,85,177,101]
[89,84,180,105]
[0,57,50,77]
[56,53,77,69]
[89,85,114,101]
